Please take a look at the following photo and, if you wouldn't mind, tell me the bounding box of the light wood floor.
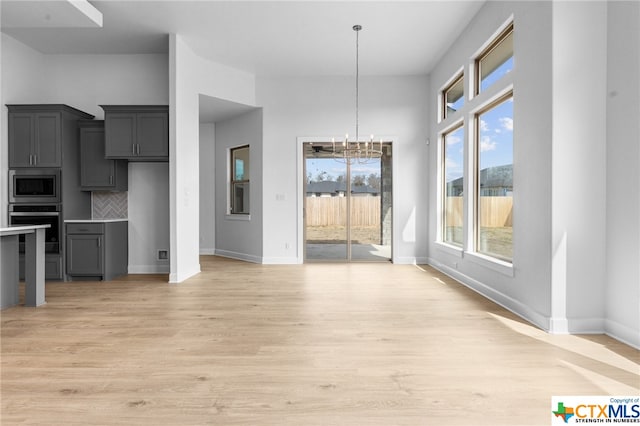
[2,256,638,425]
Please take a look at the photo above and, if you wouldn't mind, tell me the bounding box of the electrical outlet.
[157,249,169,261]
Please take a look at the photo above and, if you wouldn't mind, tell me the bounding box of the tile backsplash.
[92,192,128,219]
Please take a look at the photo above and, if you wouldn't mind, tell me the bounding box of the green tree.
[352,174,366,186]
[367,173,381,191]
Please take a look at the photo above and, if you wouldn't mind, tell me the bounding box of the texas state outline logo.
[551,396,640,425]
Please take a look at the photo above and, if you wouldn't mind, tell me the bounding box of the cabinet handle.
[29,154,33,165]
[33,154,37,165]
[97,237,101,247]
[132,144,136,155]
[136,144,140,155]
[109,175,113,185]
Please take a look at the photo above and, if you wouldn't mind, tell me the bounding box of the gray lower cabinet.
[66,222,128,281]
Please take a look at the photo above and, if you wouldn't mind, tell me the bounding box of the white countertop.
[64,219,129,223]
[1,224,51,236]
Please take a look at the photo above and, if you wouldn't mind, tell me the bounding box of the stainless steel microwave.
[9,169,61,204]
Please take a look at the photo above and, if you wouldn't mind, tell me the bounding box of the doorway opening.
[303,141,392,262]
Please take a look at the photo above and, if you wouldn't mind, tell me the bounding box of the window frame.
[441,122,465,248]
[435,18,515,273]
[441,71,465,121]
[229,144,250,215]
[473,91,514,263]
[474,22,514,96]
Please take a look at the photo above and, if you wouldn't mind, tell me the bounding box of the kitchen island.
[1,225,50,309]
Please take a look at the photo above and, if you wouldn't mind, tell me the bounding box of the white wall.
[169,34,256,282]
[605,1,640,348]
[1,34,170,274]
[257,75,429,264]
[427,2,554,329]
[214,109,263,262]
[199,122,216,254]
[1,35,47,227]
[128,163,170,273]
[552,1,607,334]
[427,1,639,348]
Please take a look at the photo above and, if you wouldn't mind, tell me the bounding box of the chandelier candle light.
[333,24,383,164]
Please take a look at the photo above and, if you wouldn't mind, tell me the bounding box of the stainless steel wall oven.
[8,204,62,254]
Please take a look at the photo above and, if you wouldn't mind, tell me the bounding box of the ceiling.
[2,0,484,77]
[2,1,484,123]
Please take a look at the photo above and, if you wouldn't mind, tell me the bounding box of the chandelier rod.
[354,24,361,144]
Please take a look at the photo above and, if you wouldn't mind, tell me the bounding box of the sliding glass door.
[303,142,392,262]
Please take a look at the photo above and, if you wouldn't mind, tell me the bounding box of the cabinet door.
[105,113,136,158]
[9,113,34,167]
[66,234,103,275]
[137,112,168,158]
[34,113,61,167]
[81,127,116,188]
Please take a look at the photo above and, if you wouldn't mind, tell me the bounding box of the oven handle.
[9,212,60,217]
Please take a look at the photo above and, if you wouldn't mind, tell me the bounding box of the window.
[475,24,513,94]
[442,73,464,120]
[230,145,250,214]
[475,93,513,261]
[436,20,514,267]
[442,124,464,246]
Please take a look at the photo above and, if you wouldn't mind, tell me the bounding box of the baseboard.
[261,256,300,264]
[199,248,216,255]
[128,264,170,274]
[567,317,605,335]
[393,256,428,265]
[215,249,261,264]
[168,265,201,284]
[549,317,569,334]
[427,256,549,331]
[605,318,640,350]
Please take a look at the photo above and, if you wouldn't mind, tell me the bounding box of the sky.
[445,57,514,183]
[306,155,381,182]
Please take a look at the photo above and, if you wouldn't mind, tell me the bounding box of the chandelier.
[332,25,382,164]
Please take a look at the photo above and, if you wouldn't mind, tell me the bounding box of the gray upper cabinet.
[9,111,62,167]
[101,105,169,161]
[78,120,128,192]
[8,105,94,168]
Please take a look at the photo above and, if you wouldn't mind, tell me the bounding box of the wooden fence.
[306,196,513,228]
[306,196,380,226]
[445,196,513,227]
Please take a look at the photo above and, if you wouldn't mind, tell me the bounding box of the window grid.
[437,20,514,265]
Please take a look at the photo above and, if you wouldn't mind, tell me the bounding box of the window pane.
[232,146,250,180]
[443,74,464,119]
[232,182,250,214]
[231,145,250,214]
[477,95,513,261]
[478,27,513,93]
[443,125,464,246]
